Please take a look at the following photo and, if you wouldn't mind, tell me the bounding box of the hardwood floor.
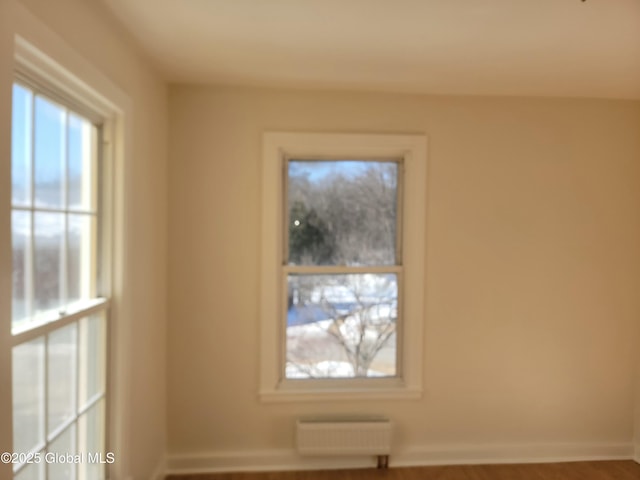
[167,460,640,480]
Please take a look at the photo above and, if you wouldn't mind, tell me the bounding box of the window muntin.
[10,80,108,479]
[284,159,402,380]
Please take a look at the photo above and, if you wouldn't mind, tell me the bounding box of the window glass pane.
[34,212,64,314]
[47,426,75,480]
[48,323,77,435]
[68,115,96,211]
[12,210,31,329]
[286,273,397,378]
[12,84,32,206]
[34,95,65,209]
[12,338,45,455]
[79,314,106,408]
[78,400,105,480]
[68,214,96,305]
[288,160,398,266]
[14,460,44,480]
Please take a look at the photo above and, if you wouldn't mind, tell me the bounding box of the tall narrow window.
[285,160,401,379]
[11,80,108,480]
[260,133,427,401]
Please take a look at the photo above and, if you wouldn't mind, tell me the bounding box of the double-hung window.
[285,158,401,379]
[10,77,109,479]
[260,133,427,401]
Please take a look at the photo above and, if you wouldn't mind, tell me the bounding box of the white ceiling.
[101,0,640,99]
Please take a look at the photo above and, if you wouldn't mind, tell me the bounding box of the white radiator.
[296,416,392,464]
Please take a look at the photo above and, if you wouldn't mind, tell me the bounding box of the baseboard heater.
[296,416,392,468]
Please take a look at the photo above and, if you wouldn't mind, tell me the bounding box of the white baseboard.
[395,442,632,467]
[167,449,374,475]
[165,442,634,475]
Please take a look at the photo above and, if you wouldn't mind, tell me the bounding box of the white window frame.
[260,132,427,402]
[2,8,135,476]
[9,72,110,478]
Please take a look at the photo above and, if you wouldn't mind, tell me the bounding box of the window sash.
[11,313,108,477]
[11,79,104,336]
[281,269,404,382]
[283,157,404,268]
[10,76,110,479]
[11,298,109,347]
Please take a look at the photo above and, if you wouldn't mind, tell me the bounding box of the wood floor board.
[166,460,640,480]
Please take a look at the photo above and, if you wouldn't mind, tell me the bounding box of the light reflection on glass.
[34,212,64,314]
[12,338,45,456]
[34,96,65,209]
[12,84,32,207]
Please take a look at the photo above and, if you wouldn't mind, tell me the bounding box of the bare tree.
[286,274,397,377]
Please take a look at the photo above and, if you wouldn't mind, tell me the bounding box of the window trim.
[260,132,427,402]
[8,13,134,477]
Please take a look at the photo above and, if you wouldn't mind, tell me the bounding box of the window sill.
[259,380,423,403]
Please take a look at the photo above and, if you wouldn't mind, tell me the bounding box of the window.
[10,78,109,479]
[260,133,427,402]
[286,160,400,379]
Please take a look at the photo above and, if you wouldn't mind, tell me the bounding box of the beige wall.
[1,0,639,472]
[168,85,640,464]
[0,0,168,478]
